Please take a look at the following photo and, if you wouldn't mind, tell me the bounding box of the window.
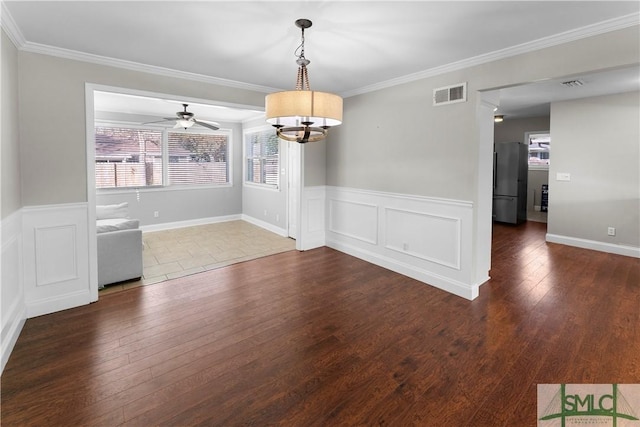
[95,123,230,189]
[244,127,279,188]
[168,131,229,185]
[95,126,163,188]
[526,131,550,169]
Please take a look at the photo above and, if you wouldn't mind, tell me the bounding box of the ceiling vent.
[562,79,584,87]
[433,82,467,106]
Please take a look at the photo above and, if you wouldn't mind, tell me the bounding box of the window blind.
[95,126,162,188]
[168,131,229,185]
[245,128,279,187]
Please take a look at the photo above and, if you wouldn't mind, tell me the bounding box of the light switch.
[556,172,571,181]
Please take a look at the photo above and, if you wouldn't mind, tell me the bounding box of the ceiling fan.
[146,104,220,130]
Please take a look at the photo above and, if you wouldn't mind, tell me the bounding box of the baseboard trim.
[299,236,325,251]
[1,303,26,374]
[26,289,93,319]
[139,214,289,237]
[140,214,243,233]
[327,239,478,300]
[546,233,640,258]
[241,215,288,237]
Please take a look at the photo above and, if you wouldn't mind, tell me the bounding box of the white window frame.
[243,125,280,191]
[525,130,550,170]
[94,121,165,190]
[167,127,233,188]
[95,119,233,192]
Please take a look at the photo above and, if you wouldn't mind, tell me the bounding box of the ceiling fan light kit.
[265,19,343,143]
[175,119,195,129]
[146,103,220,131]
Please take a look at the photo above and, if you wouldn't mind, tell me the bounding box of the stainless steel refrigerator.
[493,142,528,224]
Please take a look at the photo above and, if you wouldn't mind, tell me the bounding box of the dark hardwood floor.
[2,221,639,426]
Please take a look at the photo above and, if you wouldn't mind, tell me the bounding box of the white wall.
[1,29,26,373]
[304,139,327,187]
[239,118,290,235]
[494,116,550,144]
[1,30,21,217]
[329,27,639,200]
[18,52,267,207]
[242,137,289,235]
[95,119,245,227]
[547,91,640,256]
[327,25,640,296]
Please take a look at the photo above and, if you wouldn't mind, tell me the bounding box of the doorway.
[524,130,550,223]
[85,84,296,296]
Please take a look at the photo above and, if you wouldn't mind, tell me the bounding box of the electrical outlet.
[154,211,159,218]
[607,227,616,236]
[276,214,280,222]
[264,209,268,216]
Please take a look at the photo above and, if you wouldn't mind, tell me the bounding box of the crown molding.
[2,0,279,95]
[2,2,637,99]
[0,1,25,47]
[19,41,280,93]
[341,12,640,98]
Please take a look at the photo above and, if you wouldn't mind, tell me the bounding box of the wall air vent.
[433,82,467,106]
[561,79,584,87]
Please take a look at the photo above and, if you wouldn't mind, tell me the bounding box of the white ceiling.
[93,91,266,124]
[496,65,640,118]
[4,1,640,121]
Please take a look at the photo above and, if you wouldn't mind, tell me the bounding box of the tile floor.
[99,220,296,295]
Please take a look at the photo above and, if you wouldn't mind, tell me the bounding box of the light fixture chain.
[294,24,311,91]
[296,66,304,90]
[294,27,306,61]
[303,67,310,91]
[295,63,311,91]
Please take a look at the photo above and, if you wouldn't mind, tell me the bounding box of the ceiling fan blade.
[193,119,219,131]
[142,118,174,125]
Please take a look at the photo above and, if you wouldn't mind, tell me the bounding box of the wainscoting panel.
[22,203,93,317]
[35,224,78,287]
[328,199,378,245]
[1,210,26,373]
[385,208,461,269]
[326,187,477,299]
[307,198,325,234]
[299,186,326,250]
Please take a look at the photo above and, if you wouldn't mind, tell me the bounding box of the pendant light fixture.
[265,19,343,143]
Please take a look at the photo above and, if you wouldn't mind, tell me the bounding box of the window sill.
[528,165,549,171]
[97,183,233,195]
[243,182,280,192]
